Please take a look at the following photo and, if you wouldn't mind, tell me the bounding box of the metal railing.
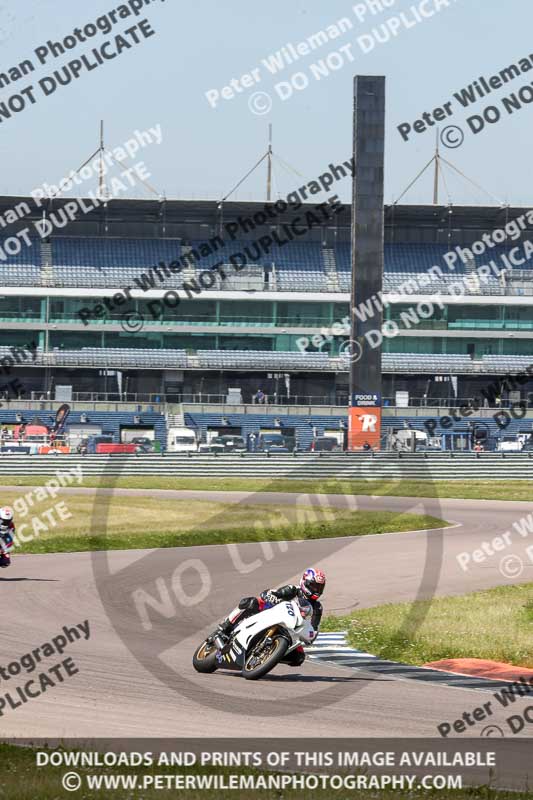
[12,392,532,411]
[6,312,533,332]
[28,391,351,406]
[42,313,334,328]
[1,452,533,480]
[395,396,533,410]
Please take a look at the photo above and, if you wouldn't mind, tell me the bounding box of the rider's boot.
[215,605,243,641]
[215,597,260,642]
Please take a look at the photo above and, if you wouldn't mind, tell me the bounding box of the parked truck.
[85,435,138,454]
[167,426,198,453]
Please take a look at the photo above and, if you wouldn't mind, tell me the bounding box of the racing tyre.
[243,634,289,680]
[192,639,219,673]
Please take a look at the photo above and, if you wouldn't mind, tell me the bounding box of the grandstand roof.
[1,195,531,241]
[383,204,527,231]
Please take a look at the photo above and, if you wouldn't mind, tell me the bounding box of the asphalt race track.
[1,489,532,740]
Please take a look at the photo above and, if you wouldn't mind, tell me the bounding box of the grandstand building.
[1,197,533,409]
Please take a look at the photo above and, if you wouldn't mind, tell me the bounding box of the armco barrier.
[0,452,533,479]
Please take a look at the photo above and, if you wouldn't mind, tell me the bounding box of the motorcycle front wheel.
[243,634,289,680]
[192,639,219,673]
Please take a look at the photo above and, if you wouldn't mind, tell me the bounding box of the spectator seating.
[0,237,518,296]
[62,348,472,373]
[379,353,475,372]
[196,350,330,370]
[0,238,41,286]
[0,346,525,374]
[482,355,533,371]
[52,237,182,269]
[47,348,188,368]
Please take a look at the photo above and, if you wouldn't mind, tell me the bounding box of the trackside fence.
[0,452,532,479]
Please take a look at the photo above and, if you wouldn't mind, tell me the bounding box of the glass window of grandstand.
[277,301,343,328]
[445,306,533,331]
[389,303,446,329]
[218,335,273,351]
[96,334,220,352]
[103,333,175,350]
[160,334,217,350]
[49,332,101,350]
[48,299,89,323]
[503,306,533,331]
[447,305,501,330]
[136,299,217,325]
[383,336,533,358]
[0,297,41,322]
[0,331,41,347]
[218,300,272,326]
[384,338,442,354]
[502,339,533,354]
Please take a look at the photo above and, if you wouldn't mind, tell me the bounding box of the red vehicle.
[95,443,138,454]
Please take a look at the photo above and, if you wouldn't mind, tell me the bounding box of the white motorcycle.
[192,596,316,680]
[0,526,14,568]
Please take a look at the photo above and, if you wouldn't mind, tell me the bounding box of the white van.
[167,426,198,453]
[497,435,522,452]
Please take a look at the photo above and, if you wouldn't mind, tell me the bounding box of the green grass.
[6,491,445,553]
[322,583,533,668]
[2,475,533,501]
[1,744,531,800]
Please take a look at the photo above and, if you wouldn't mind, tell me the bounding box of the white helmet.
[0,507,13,523]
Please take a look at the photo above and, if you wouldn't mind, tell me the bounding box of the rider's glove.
[274,585,298,601]
[260,590,278,606]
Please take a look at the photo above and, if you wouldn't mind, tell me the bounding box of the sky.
[0,0,532,207]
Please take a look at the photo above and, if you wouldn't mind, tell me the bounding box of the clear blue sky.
[0,0,531,206]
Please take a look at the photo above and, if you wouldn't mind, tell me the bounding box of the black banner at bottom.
[1,738,532,797]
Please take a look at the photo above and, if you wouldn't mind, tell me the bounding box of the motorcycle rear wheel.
[192,639,219,673]
[243,634,289,680]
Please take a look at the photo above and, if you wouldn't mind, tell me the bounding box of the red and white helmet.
[0,506,13,523]
[300,567,326,600]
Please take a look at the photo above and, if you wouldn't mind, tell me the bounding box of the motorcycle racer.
[0,506,15,568]
[217,568,326,666]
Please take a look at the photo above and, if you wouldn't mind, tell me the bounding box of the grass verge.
[1,475,533,501]
[6,493,445,553]
[322,583,533,668]
[1,744,532,800]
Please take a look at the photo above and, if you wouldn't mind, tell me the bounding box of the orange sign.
[348,407,382,451]
[38,446,71,454]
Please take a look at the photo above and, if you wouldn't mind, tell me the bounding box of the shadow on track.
[0,577,60,582]
[219,671,384,684]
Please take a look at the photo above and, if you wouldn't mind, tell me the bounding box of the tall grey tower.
[348,75,385,450]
